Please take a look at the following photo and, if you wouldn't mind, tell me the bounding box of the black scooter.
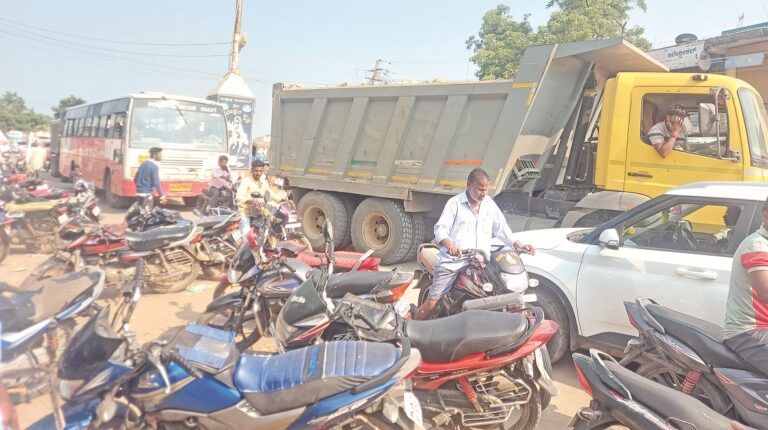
[621,298,768,430]
[570,348,755,430]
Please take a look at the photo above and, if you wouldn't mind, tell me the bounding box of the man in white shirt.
[413,168,536,320]
[646,104,689,158]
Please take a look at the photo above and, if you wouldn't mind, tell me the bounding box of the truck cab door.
[623,87,742,199]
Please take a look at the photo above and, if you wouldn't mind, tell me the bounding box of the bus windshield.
[737,87,768,162]
[129,99,227,151]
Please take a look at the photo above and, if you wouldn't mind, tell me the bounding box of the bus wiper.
[162,95,187,125]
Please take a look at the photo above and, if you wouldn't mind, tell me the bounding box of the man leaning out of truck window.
[646,104,691,158]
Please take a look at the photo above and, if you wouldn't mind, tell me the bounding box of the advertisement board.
[209,94,254,168]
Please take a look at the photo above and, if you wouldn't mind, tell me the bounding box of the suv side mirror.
[598,228,620,250]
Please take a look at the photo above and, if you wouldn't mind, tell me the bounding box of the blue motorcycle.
[29,265,422,430]
[0,266,105,402]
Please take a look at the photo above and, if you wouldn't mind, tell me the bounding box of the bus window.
[84,117,94,137]
[103,115,112,137]
[96,116,106,137]
[112,113,126,138]
[75,118,84,136]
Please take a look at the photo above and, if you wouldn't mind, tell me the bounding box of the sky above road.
[2,0,767,134]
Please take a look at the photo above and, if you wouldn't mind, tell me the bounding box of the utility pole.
[229,0,247,72]
[366,59,390,85]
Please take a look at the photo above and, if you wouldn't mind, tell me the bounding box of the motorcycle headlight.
[501,272,529,293]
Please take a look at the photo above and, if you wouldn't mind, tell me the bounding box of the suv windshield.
[737,87,768,164]
[129,99,227,151]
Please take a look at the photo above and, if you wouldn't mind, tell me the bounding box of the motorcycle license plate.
[57,213,69,225]
[91,206,101,217]
[403,390,423,427]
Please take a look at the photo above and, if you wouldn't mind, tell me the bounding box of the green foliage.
[0,92,49,132]
[467,1,652,80]
[52,95,86,119]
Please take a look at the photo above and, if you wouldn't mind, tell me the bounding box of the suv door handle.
[676,267,718,280]
[628,171,654,178]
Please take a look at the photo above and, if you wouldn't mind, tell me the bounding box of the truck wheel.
[338,195,358,249]
[104,171,132,209]
[407,213,426,258]
[351,198,416,265]
[531,284,570,363]
[298,191,351,250]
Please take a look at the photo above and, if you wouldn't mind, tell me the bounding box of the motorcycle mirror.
[322,220,334,243]
[250,192,263,199]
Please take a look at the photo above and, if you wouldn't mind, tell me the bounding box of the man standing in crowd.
[133,147,166,211]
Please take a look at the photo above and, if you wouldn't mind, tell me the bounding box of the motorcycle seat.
[602,360,736,429]
[295,250,381,272]
[125,223,194,252]
[6,270,102,331]
[235,340,399,415]
[646,304,754,371]
[404,310,528,362]
[309,270,396,299]
[4,200,61,213]
[419,245,439,275]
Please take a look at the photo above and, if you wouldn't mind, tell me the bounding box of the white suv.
[513,181,768,362]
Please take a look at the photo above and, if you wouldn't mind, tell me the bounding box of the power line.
[0,16,230,47]
[0,22,229,58]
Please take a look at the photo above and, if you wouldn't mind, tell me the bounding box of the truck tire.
[351,198,416,265]
[339,194,358,249]
[298,191,351,250]
[407,213,426,258]
[530,284,570,363]
[104,171,133,209]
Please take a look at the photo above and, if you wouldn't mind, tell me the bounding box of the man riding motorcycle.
[208,155,235,209]
[413,167,536,320]
[235,159,275,240]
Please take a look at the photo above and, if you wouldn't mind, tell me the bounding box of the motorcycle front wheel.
[197,304,261,351]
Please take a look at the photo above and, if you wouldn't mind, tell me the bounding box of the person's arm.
[649,117,684,158]
[492,203,536,255]
[434,198,461,256]
[742,250,768,303]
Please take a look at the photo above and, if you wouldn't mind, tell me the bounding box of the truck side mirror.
[698,103,717,136]
[598,228,620,250]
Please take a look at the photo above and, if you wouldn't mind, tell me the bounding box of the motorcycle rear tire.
[497,376,542,430]
[144,250,199,294]
[635,360,732,416]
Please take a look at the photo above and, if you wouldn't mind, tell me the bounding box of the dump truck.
[269,39,768,264]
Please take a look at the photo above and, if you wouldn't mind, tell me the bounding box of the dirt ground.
[8,176,589,429]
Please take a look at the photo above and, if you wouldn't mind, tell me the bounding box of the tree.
[0,92,49,132]
[467,1,652,80]
[52,95,86,119]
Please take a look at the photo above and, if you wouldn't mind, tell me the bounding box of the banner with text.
[209,95,254,168]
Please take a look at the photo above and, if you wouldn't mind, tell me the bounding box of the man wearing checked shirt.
[413,168,536,320]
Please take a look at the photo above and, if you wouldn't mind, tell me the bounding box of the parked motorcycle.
[570,348,753,430]
[415,243,539,318]
[0,267,105,402]
[621,298,768,429]
[24,215,202,294]
[199,222,411,351]
[28,276,422,430]
[196,185,237,214]
[273,223,559,429]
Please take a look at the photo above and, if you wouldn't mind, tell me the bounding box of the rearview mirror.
[250,192,263,199]
[598,228,620,250]
[698,102,717,136]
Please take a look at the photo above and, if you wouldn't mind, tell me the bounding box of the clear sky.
[2,0,767,135]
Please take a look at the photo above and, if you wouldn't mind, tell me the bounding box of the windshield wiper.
[161,95,187,125]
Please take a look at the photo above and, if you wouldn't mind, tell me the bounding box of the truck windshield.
[129,99,227,151]
[737,88,768,162]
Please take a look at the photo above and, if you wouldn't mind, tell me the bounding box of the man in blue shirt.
[414,168,536,320]
[133,147,167,210]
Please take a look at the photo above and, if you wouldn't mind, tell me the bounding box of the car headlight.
[501,272,529,293]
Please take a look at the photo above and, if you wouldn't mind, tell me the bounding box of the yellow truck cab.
[598,72,768,198]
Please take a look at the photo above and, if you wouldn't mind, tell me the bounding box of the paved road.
[10,176,589,428]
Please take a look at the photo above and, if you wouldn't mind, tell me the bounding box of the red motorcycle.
[272,223,559,429]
